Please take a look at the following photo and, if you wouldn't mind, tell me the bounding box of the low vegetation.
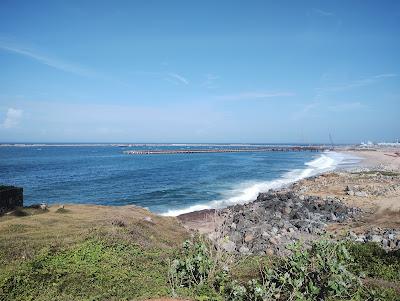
[0,205,188,300]
[350,170,400,177]
[169,238,399,300]
[0,206,399,300]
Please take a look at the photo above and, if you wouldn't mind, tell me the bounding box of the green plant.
[169,238,218,288]
[261,240,363,300]
[170,238,370,301]
[348,242,400,282]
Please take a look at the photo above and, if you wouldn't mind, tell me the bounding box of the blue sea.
[0,144,360,215]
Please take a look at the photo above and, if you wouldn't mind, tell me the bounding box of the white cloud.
[328,102,364,112]
[317,73,398,93]
[2,108,23,128]
[217,91,295,101]
[373,73,397,79]
[201,74,220,89]
[0,42,99,78]
[292,101,365,120]
[166,72,189,85]
[312,8,334,17]
[291,102,319,120]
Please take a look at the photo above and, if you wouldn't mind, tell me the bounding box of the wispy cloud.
[292,102,319,120]
[312,8,334,17]
[373,73,397,79]
[217,91,295,101]
[0,42,99,78]
[317,73,397,93]
[328,102,365,112]
[166,72,189,85]
[133,71,189,85]
[201,74,220,89]
[292,101,366,120]
[1,108,23,128]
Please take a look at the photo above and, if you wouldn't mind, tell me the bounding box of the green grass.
[0,204,188,301]
[229,255,271,284]
[348,242,400,282]
[0,239,173,301]
[1,205,400,301]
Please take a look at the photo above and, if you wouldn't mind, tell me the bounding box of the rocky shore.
[214,190,362,255]
[179,148,400,256]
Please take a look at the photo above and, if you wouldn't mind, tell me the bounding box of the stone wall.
[0,186,23,213]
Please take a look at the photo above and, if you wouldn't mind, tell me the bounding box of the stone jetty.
[124,146,326,155]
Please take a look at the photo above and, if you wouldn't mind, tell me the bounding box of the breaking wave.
[161,151,361,216]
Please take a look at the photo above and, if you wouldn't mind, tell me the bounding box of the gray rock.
[370,235,382,243]
[269,237,279,245]
[355,191,368,197]
[349,231,357,240]
[283,206,292,215]
[239,245,250,254]
[221,240,236,253]
[244,233,254,243]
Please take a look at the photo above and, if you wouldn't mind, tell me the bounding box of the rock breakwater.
[214,190,361,256]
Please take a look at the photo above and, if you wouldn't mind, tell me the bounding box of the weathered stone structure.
[0,186,23,213]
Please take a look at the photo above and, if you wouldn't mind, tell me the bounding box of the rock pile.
[347,228,400,251]
[215,190,361,255]
[345,185,368,197]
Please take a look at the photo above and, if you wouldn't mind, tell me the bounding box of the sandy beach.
[345,148,400,171]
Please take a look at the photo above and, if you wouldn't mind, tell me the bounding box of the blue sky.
[0,0,399,143]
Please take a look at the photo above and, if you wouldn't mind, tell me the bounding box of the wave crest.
[161,152,361,216]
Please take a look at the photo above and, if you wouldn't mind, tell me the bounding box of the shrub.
[170,238,368,301]
[168,237,220,289]
[261,240,362,300]
[10,208,29,217]
[347,242,400,282]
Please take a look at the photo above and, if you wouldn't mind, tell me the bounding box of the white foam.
[161,152,361,216]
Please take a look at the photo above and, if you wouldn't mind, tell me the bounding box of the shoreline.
[163,151,357,216]
[166,150,359,217]
[177,147,400,254]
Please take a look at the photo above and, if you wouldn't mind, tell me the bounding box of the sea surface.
[0,144,361,215]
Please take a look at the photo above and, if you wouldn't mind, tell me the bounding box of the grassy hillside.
[0,205,399,301]
[0,205,188,300]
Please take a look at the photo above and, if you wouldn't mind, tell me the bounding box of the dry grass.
[0,204,190,300]
[0,204,188,264]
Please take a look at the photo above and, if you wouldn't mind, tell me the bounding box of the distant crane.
[329,133,334,150]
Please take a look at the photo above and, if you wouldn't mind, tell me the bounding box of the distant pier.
[123,146,327,155]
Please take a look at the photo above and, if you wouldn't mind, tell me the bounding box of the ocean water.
[0,145,360,215]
